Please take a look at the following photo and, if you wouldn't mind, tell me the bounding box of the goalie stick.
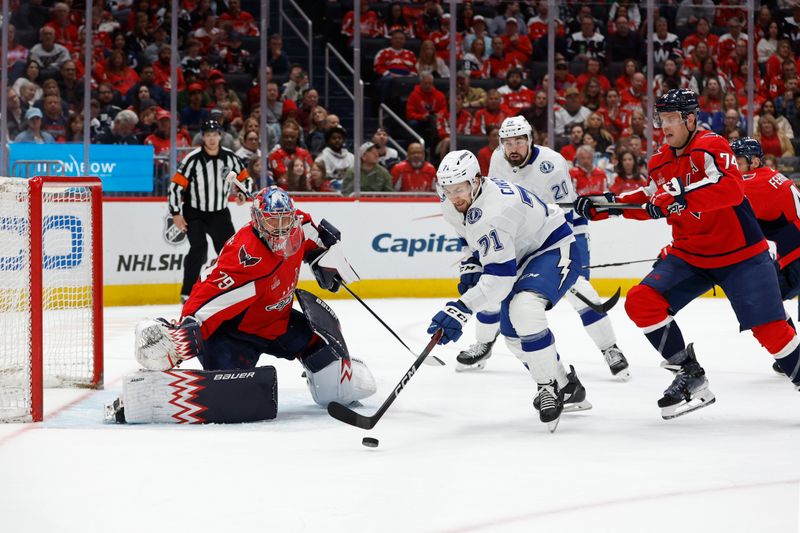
[327,329,443,430]
[570,286,621,314]
[339,282,445,367]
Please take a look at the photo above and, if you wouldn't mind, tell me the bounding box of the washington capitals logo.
[238,245,261,267]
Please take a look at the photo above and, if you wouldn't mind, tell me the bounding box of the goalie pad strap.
[121,366,277,424]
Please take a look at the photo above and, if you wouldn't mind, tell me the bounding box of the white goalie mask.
[499,116,533,167]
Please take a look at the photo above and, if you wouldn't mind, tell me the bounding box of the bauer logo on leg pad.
[213,371,256,380]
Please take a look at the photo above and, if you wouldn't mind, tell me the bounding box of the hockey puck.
[362,436,379,448]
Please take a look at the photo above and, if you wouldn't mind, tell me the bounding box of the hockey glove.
[311,260,341,292]
[427,300,472,344]
[458,252,483,295]
[316,219,341,248]
[573,193,621,220]
[646,178,687,219]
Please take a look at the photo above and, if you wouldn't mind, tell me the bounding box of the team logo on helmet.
[163,216,187,245]
[466,207,483,224]
[539,161,554,174]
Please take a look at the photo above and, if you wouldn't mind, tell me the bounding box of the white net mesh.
[0,178,100,422]
[0,179,33,421]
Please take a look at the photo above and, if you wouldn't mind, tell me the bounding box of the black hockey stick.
[570,286,621,314]
[327,329,443,430]
[586,258,657,269]
[340,282,445,366]
[556,201,642,210]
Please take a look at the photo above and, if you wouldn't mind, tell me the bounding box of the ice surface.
[1,297,799,532]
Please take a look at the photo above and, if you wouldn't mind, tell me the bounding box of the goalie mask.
[251,187,303,257]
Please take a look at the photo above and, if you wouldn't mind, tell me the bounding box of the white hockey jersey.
[442,177,574,311]
[488,145,588,235]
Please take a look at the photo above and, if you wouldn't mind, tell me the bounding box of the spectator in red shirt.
[487,36,523,80]
[560,123,585,163]
[152,45,185,92]
[472,89,508,135]
[576,57,611,92]
[146,109,192,175]
[430,13,463,62]
[569,145,608,195]
[4,24,30,80]
[476,125,500,176]
[615,58,639,93]
[269,121,314,185]
[45,2,80,52]
[597,88,628,140]
[391,142,437,192]
[755,114,795,158]
[620,72,646,115]
[500,18,532,63]
[374,30,418,101]
[766,39,796,82]
[682,17,719,58]
[609,148,648,195]
[406,73,447,122]
[219,0,259,36]
[698,77,724,114]
[498,68,534,115]
[103,49,141,97]
[717,17,747,66]
[342,2,383,45]
[435,93,475,159]
[527,0,565,42]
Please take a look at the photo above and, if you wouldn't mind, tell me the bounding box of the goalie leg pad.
[302,344,376,407]
[116,366,277,424]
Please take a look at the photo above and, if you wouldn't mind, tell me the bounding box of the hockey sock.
[512,330,569,388]
[753,320,800,384]
[643,317,686,362]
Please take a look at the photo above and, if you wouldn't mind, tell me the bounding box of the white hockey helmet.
[436,150,482,200]
[499,116,532,143]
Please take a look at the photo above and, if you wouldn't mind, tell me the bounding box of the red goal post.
[0,176,103,422]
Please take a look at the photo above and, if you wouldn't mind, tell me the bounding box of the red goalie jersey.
[619,130,767,268]
[181,210,320,340]
[743,166,800,269]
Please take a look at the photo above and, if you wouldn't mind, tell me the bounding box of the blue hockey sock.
[643,318,685,362]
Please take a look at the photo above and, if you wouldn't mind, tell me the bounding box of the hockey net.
[0,177,103,422]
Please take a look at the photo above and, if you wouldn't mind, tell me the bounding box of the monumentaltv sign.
[9,144,154,192]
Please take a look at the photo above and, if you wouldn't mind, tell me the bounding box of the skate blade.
[613,368,632,382]
[455,361,487,372]
[661,391,716,420]
[563,400,592,413]
[547,417,560,433]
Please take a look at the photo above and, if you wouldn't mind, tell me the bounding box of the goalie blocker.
[105,366,278,424]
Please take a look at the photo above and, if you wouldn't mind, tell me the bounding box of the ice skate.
[104,398,126,424]
[602,344,631,381]
[455,338,496,372]
[773,361,784,375]
[535,380,563,433]
[534,365,592,413]
[658,344,716,419]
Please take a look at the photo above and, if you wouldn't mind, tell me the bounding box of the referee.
[169,118,251,301]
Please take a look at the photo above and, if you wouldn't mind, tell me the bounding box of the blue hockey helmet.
[730,137,763,164]
[654,89,699,128]
[251,187,303,257]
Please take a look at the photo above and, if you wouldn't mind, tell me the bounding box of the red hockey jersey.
[181,211,321,340]
[743,166,800,269]
[619,130,767,268]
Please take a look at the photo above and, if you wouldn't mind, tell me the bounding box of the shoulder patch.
[466,207,483,224]
[238,245,262,267]
[539,160,554,174]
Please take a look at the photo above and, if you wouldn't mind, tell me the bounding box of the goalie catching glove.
[135,316,204,371]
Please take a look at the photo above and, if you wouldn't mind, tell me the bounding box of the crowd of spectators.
[6,1,800,196]
[341,0,800,194]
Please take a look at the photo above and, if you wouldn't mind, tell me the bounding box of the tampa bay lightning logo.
[539,160,555,173]
[466,207,482,224]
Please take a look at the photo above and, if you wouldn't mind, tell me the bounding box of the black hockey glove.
[573,192,621,220]
[458,252,482,295]
[317,219,341,248]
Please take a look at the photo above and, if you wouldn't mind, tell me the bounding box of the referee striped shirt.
[168,146,251,214]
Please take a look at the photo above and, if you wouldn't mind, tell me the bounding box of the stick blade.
[327,401,376,429]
